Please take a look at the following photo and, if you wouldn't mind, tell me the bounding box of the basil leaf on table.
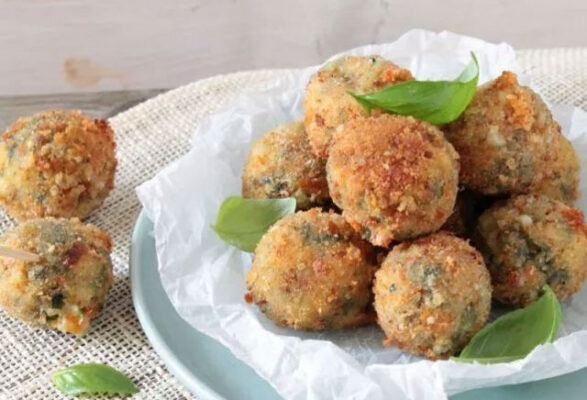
[349,53,479,124]
[455,285,562,364]
[51,363,138,396]
[212,196,296,252]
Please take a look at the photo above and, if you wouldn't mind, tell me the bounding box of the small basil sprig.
[349,53,479,124]
[212,196,296,252]
[455,285,561,364]
[52,363,138,396]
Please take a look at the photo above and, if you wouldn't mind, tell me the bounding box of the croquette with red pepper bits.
[445,71,559,195]
[242,120,329,210]
[0,110,117,220]
[246,208,376,331]
[474,194,587,307]
[304,55,413,158]
[373,232,492,360]
[327,114,460,247]
[0,218,113,335]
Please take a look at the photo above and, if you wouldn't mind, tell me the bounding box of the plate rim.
[129,210,227,400]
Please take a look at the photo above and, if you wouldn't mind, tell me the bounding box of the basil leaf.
[349,53,479,124]
[51,363,138,396]
[455,285,561,364]
[212,196,296,252]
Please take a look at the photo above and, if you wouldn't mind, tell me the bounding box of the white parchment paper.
[136,30,587,400]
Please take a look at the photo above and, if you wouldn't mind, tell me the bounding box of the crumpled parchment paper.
[137,30,587,400]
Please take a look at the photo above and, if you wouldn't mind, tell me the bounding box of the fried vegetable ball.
[474,195,587,307]
[0,218,113,335]
[245,208,376,330]
[0,110,117,220]
[242,120,329,209]
[445,71,559,195]
[373,232,492,360]
[304,55,413,158]
[531,133,580,204]
[327,114,460,247]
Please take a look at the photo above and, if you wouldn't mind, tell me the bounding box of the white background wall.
[1,0,586,95]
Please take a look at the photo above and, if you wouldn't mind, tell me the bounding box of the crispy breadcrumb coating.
[474,195,587,306]
[0,218,113,335]
[531,132,580,204]
[246,209,376,331]
[0,110,117,220]
[242,120,329,209]
[327,114,460,247]
[445,71,559,195]
[373,231,492,359]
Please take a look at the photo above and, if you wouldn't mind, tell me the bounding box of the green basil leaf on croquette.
[349,53,479,124]
[212,196,296,252]
[51,363,138,395]
[455,285,561,363]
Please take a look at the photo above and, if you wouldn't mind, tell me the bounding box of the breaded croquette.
[373,231,492,359]
[246,209,376,331]
[445,71,559,195]
[242,120,329,209]
[0,110,117,220]
[327,114,460,247]
[0,218,113,335]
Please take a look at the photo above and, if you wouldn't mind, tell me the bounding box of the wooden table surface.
[2,0,587,96]
[0,90,166,129]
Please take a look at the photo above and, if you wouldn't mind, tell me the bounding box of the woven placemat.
[1,49,586,400]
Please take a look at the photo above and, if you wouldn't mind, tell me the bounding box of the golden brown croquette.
[373,231,492,360]
[246,208,376,331]
[445,71,559,195]
[304,55,413,158]
[0,218,113,335]
[242,120,329,209]
[474,195,587,307]
[0,110,117,220]
[327,114,460,247]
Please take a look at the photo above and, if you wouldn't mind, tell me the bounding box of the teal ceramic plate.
[130,211,587,400]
